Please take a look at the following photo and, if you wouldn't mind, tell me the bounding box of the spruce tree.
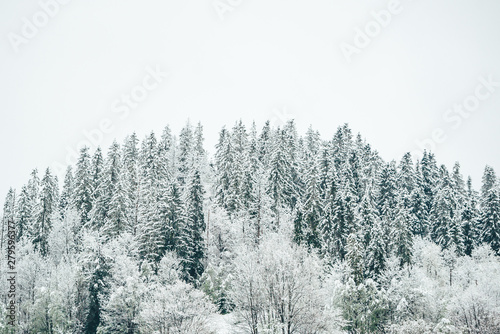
[122,133,140,233]
[392,193,413,267]
[33,168,59,256]
[431,165,464,254]
[137,132,163,263]
[59,166,75,215]
[1,188,16,249]
[480,166,500,254]
[15,185,32,241]
[462,176,480,256]
[75,147,93,226]
[178,168,206,282]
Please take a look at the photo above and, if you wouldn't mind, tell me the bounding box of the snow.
[207,313,242,334]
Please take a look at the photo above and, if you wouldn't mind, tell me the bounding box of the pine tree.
[1,188,16,249]
[137,132,163,263]
[378,161,398,253]
[462,176,480,256]
[410,161,428,237]
[392,193,413,267]
[74,147,93,226]
[215,127,234,212]
[258,121,272,167]
[294,156,322,249]
[346,232,365,285]
[268,128,296,226]
[178,168,206,282]
[33,168,59,256]
[15,185,32,241]
[321,163,357,260]
[101,142,129,237]
[122,133,140,233]
[420,151,439,225]
[159,180,184,252]
[91,147,104,201]
[365,217,386,279]
[480,166,500,254]
[398,153,416,197]
[431,165,464,254]
[178,122,194,186]
[23,169,42,241]
[59,166,75,215]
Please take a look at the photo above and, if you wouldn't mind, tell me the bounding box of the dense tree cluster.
[1,120,499,333]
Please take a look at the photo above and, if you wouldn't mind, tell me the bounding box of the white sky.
[1,0,500,198]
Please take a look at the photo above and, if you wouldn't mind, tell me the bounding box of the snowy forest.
[1,120,500,334]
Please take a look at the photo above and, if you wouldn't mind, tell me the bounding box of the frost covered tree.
[140,253,215,334]
[462,176,480,256]
[480,166,500,254]
[59,166,75,216]
[75,147,93,226]
[231,233,339,334]
[431,165,464,254]
[1,188,16,248]
[33,168,58,256]
[178,168,206,282]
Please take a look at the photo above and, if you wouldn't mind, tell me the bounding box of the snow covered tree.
[137,132,164,263]
[122,133,140,233]
[104,145,129,238]
[75,147,93,226]
[294,156,322,249]
[431,165,464,254]
[33,168,58,256]
[420,151,439,229]
[16,185,34,241]
[76,230,111,334]
[392,193,413,267]
[1,188,16,249]
[178,168,206,282]
[231,233,338,334]
[177,122,194,186]
[410,161,429,237]
[268,128,296,226]
[462,176,480,256]
[97,234,143,334]
[59,166,75,216]
[480,166,500,254]
[346,232,365,285]
[378,161,398,253]
[365,217,386,279]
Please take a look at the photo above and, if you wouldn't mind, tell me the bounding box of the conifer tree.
[15,185,32,241]
[100,142,129,237]
[294,157,322,249]
[178,168,206,282]
[420,151,439,224]
[392,193,413,267]
[1,188,16,249]
[431,165,464,254]
[59,166,75,215]
[410,161,428,237]
[122,133,140,233]
[480,166,500,254]
[33,168,58,255]
[346,232,365,285]
[178,122,194,186]
[215,128,234,212]
[137,132,163,263]
[75,147,93,226]
[268,128,295,226]
[462,176,480,256]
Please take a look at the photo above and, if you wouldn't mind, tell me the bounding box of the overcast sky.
[1,0,500,199]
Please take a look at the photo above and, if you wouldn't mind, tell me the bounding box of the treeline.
[0,120,499,333]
